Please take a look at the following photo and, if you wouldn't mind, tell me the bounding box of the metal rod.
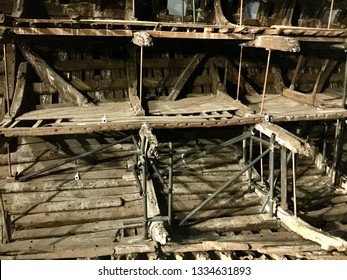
[236,45,243,101]
[321,122,329,174]
[179,146,271,226]
[290,55,304,90]
[3,45,11,115]
[343,51,347,108]
[332,119,345,185]
[18,135,133,182]
[192,0,196,23]
[7,141,12,178]
[239,0,244,26]
[0,190,10,243]
[292,152,297,217]
[168,142,173,226]
[280,146,288,210]
[260,133,264,185]
[327,0,335,29]
[248,132,253,191]
[242,129,247,163]
[268,134,275,217]
[132,164,142,195]
[223,60,228,88]
[142,155,148,239]
[164,132,251,174]
[139,46,144,105]
[151,161,169,191]
[260,49,272,115]
[182,0,185,22]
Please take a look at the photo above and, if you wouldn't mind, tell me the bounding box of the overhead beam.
[243,36,300,52]
[166,53,206,101]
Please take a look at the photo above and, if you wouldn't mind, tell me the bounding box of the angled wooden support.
[12,0,25,17]
[271,66,286,94]
[209,62,225,95]
[289,55,305,90]
[166,53,205,101]
[20,45,89,107]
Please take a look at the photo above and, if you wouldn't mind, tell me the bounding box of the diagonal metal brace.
[179,146,271,226]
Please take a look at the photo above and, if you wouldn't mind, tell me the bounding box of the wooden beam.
[282,88,324,107]
[243,36,300,52]
[271,66,286,94]
[277,207,347,251]
[255,122,314,157]
[166,53,206,101]
[20,45,90,107]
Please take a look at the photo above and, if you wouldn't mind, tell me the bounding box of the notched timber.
[243,36,300,52]
[255,122,314,157]
[19,45,90,107]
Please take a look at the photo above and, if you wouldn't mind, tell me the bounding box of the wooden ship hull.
[0,0,347,259]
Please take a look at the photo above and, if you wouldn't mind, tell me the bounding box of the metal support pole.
[260,133,264,185]
[7,141,13,178]
[237,45,244,101]
[179,146,271,226]
[292,152,297,217]
[342,51,347,108]
[168,142,173,226]
[248,131,254,191]
[327,0,335,29]
[142,155,148,239]
[139,46,144,105]
[290,55,304,91]
[3,45,11,115]
[182,0,185,22]
[280,146,288,210]
[239,0,244,26]
[268,134,275,217]
[242,129,247,163]
[321,122,328,175]
[260,49,272,116]
[223,60,228,88]
[0,190,10,243]
[332,119,345,185]
[192,0,196,23]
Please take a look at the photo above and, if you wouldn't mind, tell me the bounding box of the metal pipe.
[248,132,253,191]
[292,152,297,217]
[332,119,345,185]
[327,0,335,29]
[192,0,196,23]
[239,0,244,26]
[237,45,244,101]
[139,46,144,105]
[321,122,329,174]
[223,60,228,88]
[0,190,10,243]
[268,134,275,217]
[182,0,185,22]
[7,141,12,178]
[3,45,11,116]
[142,155,148,239]
[168,142,173,226]
[18,135,133,182]
[260,133,264,185]
[290,55,304,91]
[260,49,272,115]
[164,132,251,174]
[242,129,247,163]
[132,164,142,195]
[342,51,347,108]
[280,146,288,210]
[179,146,271,226]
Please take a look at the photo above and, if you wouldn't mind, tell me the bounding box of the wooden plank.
[149,95,237,115]
[277,207,347,251]
[53,59,125,71]
[255,122,314,156]
[20,45,89,107]
[189,214,280,232]
[243,36,300,52]
[166,53,206,101]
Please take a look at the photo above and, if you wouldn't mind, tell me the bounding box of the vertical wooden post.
[280,146,288,210]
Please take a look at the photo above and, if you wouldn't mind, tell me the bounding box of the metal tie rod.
[18,135,134,182]
[179,146,271,226]
[162,132,251,175]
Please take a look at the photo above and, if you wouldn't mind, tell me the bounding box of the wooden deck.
[0,94,346,137]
